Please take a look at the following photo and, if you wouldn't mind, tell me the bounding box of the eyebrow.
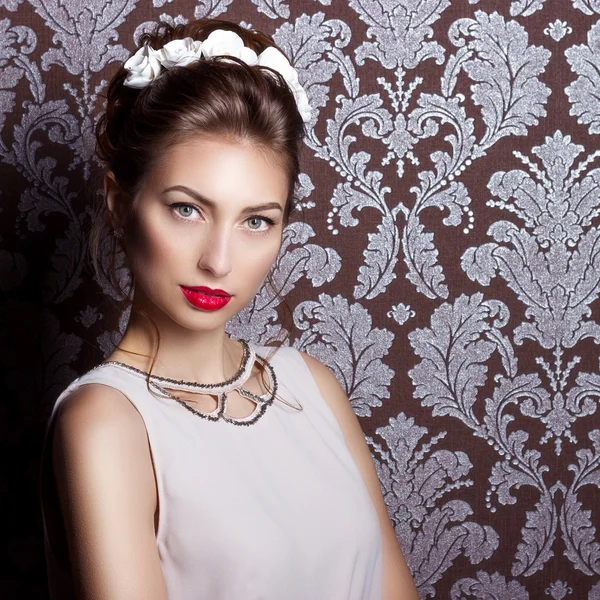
[162,185,283,215]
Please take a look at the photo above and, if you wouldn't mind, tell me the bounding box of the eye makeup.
[168,202,279,234]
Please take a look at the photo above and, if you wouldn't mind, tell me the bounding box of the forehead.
[139,135,289,209]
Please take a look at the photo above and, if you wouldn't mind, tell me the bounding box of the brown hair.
[90,18,306,407]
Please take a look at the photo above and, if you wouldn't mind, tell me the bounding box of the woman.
[39,18,419,600]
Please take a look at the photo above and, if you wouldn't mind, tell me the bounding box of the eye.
[245,216,274,232]
[170,202,202,221]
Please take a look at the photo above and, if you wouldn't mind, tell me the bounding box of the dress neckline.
[89,348,277,427]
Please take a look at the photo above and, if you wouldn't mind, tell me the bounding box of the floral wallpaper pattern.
[1,0,600,598]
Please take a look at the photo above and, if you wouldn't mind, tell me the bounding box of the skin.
[51,135,419,599]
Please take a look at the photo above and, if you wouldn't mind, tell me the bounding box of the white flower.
[158,37,203,68]
[291,84,312,122]
[258,47,311,122]
[121,30,312,122]
[257,46,298,85]
[201,29,258,65]
[123,44,162,88]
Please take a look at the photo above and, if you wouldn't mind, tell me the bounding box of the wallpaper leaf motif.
[10,100,85,302]
[318,6,552,303]
[544,19,573,41]
[407,292,578,575]
[0,19,42,132]
[325,93,397,299]
[0,19,37,136]
[294,293,394,416]
[462,131,600,350]
[571,0,600,15]
[591,581,600,600]
[351,0,450,69]
[250,0,290,20]
[566,21,600,134]
[447,12,551,147]
[510,0,548,18]
[409,293,498,425]
[273,11,354,131]
[398,9,550,300]
[513,496,557,576]
[367,412,498,598]
[29,0,136,74]
[0,0,25,11]
[450,570,529,599]
[156,0,235,19]
[560,430,600,576]
[408,274,600,579]
[404,94,475,299]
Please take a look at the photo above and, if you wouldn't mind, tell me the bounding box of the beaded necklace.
[97,340,299,426]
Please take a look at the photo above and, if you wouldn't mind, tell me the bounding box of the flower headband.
[123,29,311,123]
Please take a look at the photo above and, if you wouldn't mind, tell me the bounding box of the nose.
[197,224,233,278]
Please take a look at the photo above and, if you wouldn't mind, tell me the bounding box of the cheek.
[127,213,187,274]
[238,238,281,286]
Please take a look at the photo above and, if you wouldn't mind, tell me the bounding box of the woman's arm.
[51,385,169,600]
[300,351,420,600]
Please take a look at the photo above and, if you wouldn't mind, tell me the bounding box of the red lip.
[180,286,232,311]
[182,286,231,297]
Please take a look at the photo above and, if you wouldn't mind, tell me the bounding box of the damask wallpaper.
[1,0,599,598]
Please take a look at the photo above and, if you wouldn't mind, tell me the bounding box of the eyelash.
[169,202,277,234]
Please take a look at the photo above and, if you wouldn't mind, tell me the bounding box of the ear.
[104,171,129,229]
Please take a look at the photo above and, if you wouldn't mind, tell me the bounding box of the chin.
[178,301,240,330]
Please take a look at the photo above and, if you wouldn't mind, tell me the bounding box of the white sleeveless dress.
[40,344,383,600]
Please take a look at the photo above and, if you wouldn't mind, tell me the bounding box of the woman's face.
[109,135,289,332]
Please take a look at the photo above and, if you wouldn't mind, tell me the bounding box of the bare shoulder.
[57,380,137,419]
[52,382,151,471]
[50,383,167,598]
[52,381,155,511]
[54,381,146,438]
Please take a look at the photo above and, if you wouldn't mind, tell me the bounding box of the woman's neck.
[108,312,244,385]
